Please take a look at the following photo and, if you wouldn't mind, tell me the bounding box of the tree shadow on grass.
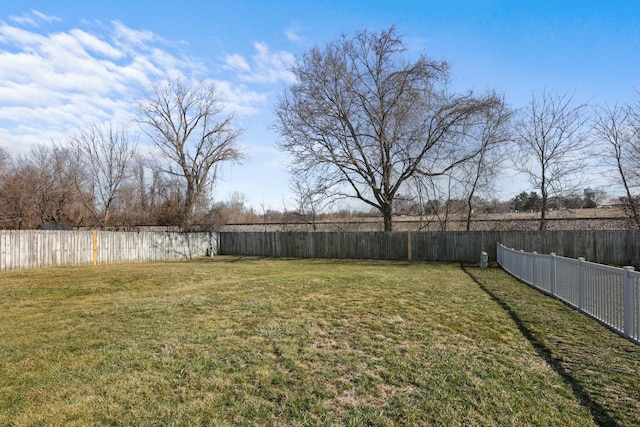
[461,265,619,427]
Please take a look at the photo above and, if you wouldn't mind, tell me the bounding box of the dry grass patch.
[0,257,638,426]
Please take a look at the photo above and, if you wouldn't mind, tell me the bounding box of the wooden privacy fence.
[218,230,640,266]
[0,230,217,271]
[2,230,639,271]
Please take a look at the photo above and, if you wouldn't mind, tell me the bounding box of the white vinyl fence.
[497,243,640,344]
[0,230,218,271]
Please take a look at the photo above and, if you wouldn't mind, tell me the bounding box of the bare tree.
[0,147,9,171]
[402,173,460,231]
[0,170,35,229]
[514,90,590,230]
[136,78,245,224]
[456,102,512,230]
[129,156,155,226]
[0,150,30,229]
[593,103,640,227]
[17,144,87,227]
[406,176,437,231]
[275,27,505,231]
[67,122,138,228]
[291,175,330,231]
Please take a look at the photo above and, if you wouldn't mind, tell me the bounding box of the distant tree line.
[3,26,640,231]
[511,192,541,212]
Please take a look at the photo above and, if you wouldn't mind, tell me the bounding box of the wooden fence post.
[93,229,98,266]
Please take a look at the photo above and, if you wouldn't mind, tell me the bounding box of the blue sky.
[1,1,639,209]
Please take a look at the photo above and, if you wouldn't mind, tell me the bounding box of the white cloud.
[8,14,38,27]
[9,10,61,27]
[251,42,296,83]
[0,22,44,46]
[223,42,296,84]
[211,79,267,116]
[31,10,61,24]
[224,53,251,73]
[69,28,123,59]
[0,17,266,155]
[285,27,302,43]
[110,20,160,50]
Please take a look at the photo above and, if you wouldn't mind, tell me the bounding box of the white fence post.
[578,257,585,310]
[624,266,635,339]
[532,252,538,286]
[550,253,557,296]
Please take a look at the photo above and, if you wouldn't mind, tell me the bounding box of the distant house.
[36,224,74,231]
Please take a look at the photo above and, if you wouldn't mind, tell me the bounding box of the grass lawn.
[0,257,638,426]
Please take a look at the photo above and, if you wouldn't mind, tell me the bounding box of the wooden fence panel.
[0,230,217,271]
[218,230,640,266]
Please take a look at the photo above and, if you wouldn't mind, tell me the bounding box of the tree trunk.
[382,202,393,231]
[618,162,640,228]
[539,193,547,230]
[466,197,473,231]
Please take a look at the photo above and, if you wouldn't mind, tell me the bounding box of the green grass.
[0,257,638,426]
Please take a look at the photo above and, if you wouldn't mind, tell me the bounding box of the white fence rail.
[0,230,218,271]
[497,242,640,344]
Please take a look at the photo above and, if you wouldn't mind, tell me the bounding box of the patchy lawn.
[0,257,638,426]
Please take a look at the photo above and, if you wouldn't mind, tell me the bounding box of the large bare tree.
[136,78,244,223]
[67,122,138,228]
[275,27,505,231]
[514,91,590,230]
